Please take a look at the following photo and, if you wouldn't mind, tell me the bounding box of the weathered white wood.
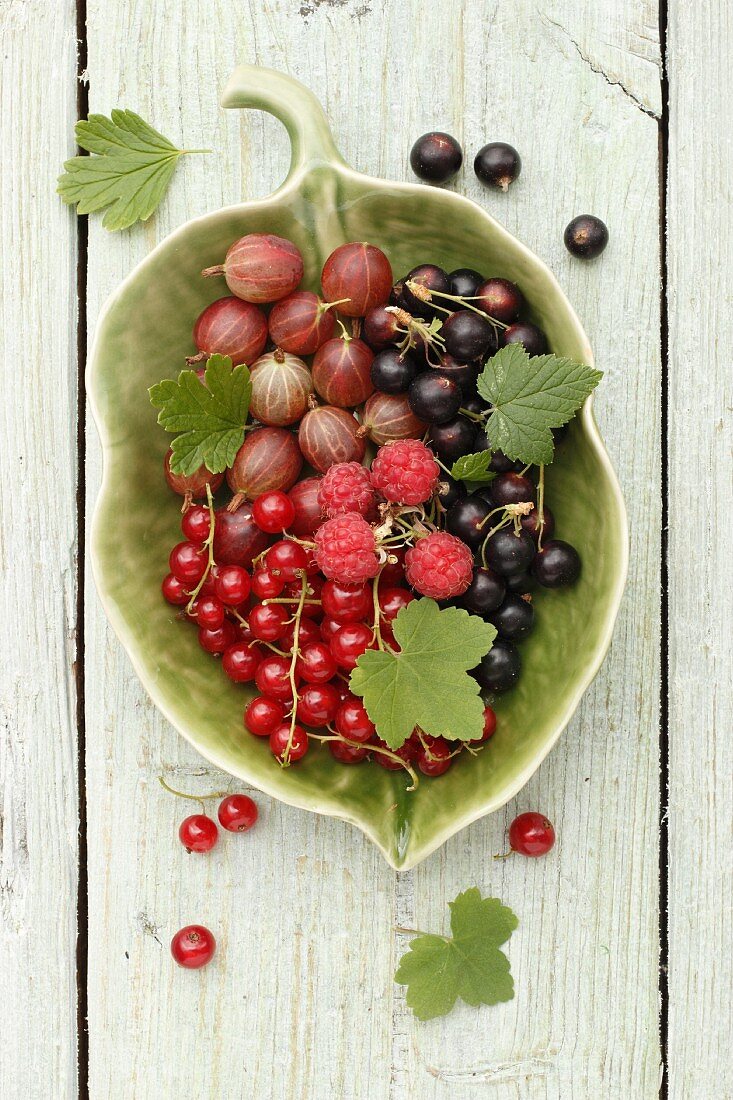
[667,2,733,1096]
[82,2,662,1098]
[0,3,80,1097]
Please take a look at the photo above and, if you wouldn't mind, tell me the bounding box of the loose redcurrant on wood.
[217,794,258,832]
[252,490,297,534]
[244,696,285,736]
[178,814,219,853]
[222,642,263,683]
[171,925,216,969]
[509,811,556,856]
[269,723,309,762]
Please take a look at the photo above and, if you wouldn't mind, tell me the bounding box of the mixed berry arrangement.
[151,232,601,788]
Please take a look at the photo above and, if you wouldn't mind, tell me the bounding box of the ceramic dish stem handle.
[221,64,347,183]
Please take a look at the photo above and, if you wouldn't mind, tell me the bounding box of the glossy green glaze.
[88,65,628,870]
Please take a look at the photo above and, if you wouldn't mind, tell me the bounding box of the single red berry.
[269,723,309,762]
[195,595,226,630]
[235,617,257,645]
[481,705,497,741]
[379,548,406,587]
[320,616,342,643]
[178,814,219,853]
[329,739,369,764]
[265,540,309,581]
[222,642,263,682]
[181,504,212,543]
[249,602,290,642]
[372,740,415,770]
[280,616,322,651]
[297,682,341,726]
[252,490,297,533]
[370,438,439,505]
[198,620,237,655]
[321,579,372,622]
[404,531,474,599]
[255,655,297,701]
[330,623,375,670]
[416,739,453,776]
[335,697,375,742]
[317,461,377,518]
[378,586,414,624]
[295,642,338,684]
[214,565,251,606]
[171,924,216,969]
[169,541,207,585]
[244,695,285,736]
[314,513,379,584]
[509,812,556,857]
[162,573,189,606]
[332,680,353,704]
[251,567,285,600]
[284,573,325,618]
[218,794,258,832]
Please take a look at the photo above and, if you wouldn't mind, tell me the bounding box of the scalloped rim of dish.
[87,163,629,871]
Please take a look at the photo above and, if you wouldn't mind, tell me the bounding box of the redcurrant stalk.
[281,571,308,768]
[310,732,419,790]
[185,483,217,615]
[370,568,385,651]
[158,775,231,814]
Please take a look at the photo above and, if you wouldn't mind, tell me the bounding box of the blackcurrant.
[370,348,418,394]
[409,132,463,183]
[487,445,522,473]
[435,473,466,510]
[442,311,497,361]
[428,416,476,463]
[402,264,450,318]
[484,528,536,577]
[520,504,555,543]
[474,142,522,191]
[532,540,581,587]
[564,215,609,259]
[491,471,537,507]
[446,494,492,550]
[408,372,461,424]
[460,567,506,615]
[489,593,535,641]
[476,279,524,324]
[504,570,536,595]
[503,321,547,356]
[471,639,521,692]
[448,268,483,298]
[461,394,487,418]
[435,354,479,394]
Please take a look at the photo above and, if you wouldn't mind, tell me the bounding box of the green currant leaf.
[395,888,519,1021]
[57,109,207,230]
[149,355,251,476]
[477,344,602,465]
[349,599,496,749]
[450,450,496,486]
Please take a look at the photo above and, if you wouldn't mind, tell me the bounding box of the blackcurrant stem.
[281,571,308,768]
[158,775,231,814]
[185,483,217,615]
[405,282,508,330]
[537,464,546,550]
[458,406,486,423]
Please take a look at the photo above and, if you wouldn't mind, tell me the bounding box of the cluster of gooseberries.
[161,231,582,782]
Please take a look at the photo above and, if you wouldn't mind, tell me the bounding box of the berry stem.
[405,282,508,330]
[311,732,419,790]
[158,775,230,814]
[370,568,385,651]
[281,571,308,767]
[537,464,546,549]
[185,483,217,615]
[458,406,487,423]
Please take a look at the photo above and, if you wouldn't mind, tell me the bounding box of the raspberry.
[317,461,376,518]
[314,513,380,583]
[404,531,474,599]
[369,439,439,506]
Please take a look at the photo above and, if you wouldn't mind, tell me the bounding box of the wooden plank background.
[0,0,729,1096]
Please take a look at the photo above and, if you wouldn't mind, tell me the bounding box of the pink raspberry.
[317,461,377,518]
[314,513,380,584]
[404,531,474,599]
[370,439,439,506]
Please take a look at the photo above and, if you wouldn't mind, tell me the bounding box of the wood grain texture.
[666,2,733,1096]
[80,1,663,1098]
[0,3,80,1097]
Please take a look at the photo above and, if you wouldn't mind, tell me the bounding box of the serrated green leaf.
[57,109,206,230]
[349,599,496,749]
[477,344,602,465]
[149,355,251,476]
[395,888,518,1021]
[450,450,496,485]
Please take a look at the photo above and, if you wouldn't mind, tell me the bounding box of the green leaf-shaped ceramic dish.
[89,65,628,870]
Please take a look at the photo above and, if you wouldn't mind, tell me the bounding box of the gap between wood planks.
[70,2,671,1096]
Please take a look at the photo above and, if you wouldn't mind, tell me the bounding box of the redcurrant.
[222,642,263,683]
[217,794,258,832]
[329,739,369,764]
[249,603,290,642]
[181,504,212,543]
[295,642,338,684]
[329,623,374,670]
[251,567,286,600]
[321,580,372,622]
[416,739,453,776]
[255,655,297,701]
[195,595,226,630]
[198,620,237,655]
[378,587,414,623]
[252,490,297,533]
[296,682,340,726]
[481,705,497,741]
[178,814,218,852]
[509,811,555,856]
[280,616,322,651]
[162,573,189,606]
[334,697,375,742]
[269,723,309,762]
[171,925,216,969]
[264,540,309,581]
[214,565,251,606]
[244,696,285,736]
[169,541,207,585]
